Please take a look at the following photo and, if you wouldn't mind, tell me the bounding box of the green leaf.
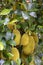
[0,9,11,15]
[0,33,3,40]
[2,40,6,49]
[7,53,14,58]
[38,17,43,24]
[3,61,11,65]
[33,0,36,1]
[0,20,5,25]
[21,22,28,30]
[38,25,43,28]
[28,8,38,12]
[37,25,43,33]
[8,0,14,3]
[11,61,17,65]
[29,24,36,31]
[16,25,21,29]
[6,44,11,52]
[3,50,13,59]
[16,59,21,65]
[8,40,16,46]
[26,55,32,64]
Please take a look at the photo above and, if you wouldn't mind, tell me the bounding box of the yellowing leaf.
[0,42,4,50]
[0,9,11,15]
[8,19,18,24]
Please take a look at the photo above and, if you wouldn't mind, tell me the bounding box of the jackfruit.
[11,47,20,62]
[21,33,29,46]
[13,29,21,46]
[31,32,39,45]
[26,30,32,36]
[23,36,35,55]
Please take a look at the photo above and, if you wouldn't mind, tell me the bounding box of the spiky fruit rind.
[11,47,20,61]
[21,34,29,46]
[31,32,39,45]
[13,29,21,46]
[23,36,35,55]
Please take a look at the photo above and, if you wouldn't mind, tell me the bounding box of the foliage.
[0,0,43,65]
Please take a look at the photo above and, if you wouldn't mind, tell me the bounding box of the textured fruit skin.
[13,29,21,46]
[23,36,35,55]
[21,34,29,46]
[32,32,39,45]
[11,47,20,61]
